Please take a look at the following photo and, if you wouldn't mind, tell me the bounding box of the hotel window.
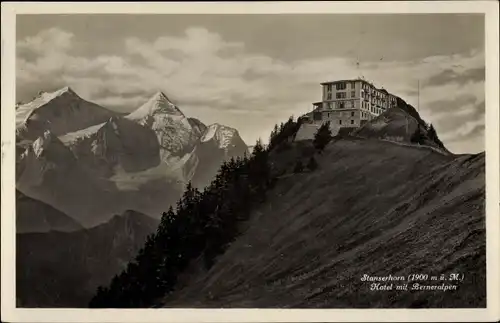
[327,93,332,100]
[336,82,347,90]
[351,111,354,117]
[351,82,356,89]
[336,92,346,99]
[351,120,354,125]
[351,91,355,98]
[339,120,342,125]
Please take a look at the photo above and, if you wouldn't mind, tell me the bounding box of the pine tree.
[89,117,285,309]
[426,123,445,149]
[158,206,175,236]
[294,160,304,173]
[313,121,332,152]
[410,125,426,145]
[306,156,318,171]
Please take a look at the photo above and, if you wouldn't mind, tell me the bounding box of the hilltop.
[296,97,448,154]
[89,107,485,308]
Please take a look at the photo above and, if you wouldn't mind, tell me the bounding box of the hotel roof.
[320,78,397,96]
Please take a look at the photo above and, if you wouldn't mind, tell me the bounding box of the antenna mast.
[417,79,420,112]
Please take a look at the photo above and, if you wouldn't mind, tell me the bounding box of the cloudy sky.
[16,14,485,153]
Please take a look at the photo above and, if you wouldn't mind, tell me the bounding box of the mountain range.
[17,210,159,307]
[14,87,485,309]
[15,87,248,228]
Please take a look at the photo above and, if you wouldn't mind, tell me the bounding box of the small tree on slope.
[313,121,332,152]
[293,160,304,173]
[306,156,318,171]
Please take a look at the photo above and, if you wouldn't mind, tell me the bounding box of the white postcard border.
[1,2,499,322]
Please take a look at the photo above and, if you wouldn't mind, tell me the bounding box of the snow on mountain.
[188,117,208,138]
[16,86,117,141]
[126,92,200,161]
[14,87,249,224]
[16,130,121,227]
[58,122,107,145]
[200,123,245,150]
[58,116,161,176]
[16,88,69,126]
[17,130,76,188]
[190,123,248,189]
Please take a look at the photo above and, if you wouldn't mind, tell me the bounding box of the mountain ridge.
[16,209,159,307]
[16,86,118,141]
[16,87,249,227]
[16,189,83,233]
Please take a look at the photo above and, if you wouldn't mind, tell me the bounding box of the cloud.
[423,67,485,87]
[17,27,74,55]
[440,118,485,143]
[425,94,478,117]
[153,27,245,57]
[16,27,486,154]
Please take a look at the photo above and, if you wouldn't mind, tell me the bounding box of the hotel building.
[307,79,399,129]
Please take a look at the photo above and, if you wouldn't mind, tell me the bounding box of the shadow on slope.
[163,139,485,308]
[16,190,82,233]
[16,210,159,307]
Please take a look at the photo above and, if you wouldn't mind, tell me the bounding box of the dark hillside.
[16,210,158,307]
[162,138,485,308]
[88,109,485,309]
[16,190,83,233]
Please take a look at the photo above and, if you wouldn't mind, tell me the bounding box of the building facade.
[307,79,399,129]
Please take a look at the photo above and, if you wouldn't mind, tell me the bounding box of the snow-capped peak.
[32,130,56,157]
[153,91,171,102]
[126,91,184,120]
[57,86,77,95]
[16,86,80,128]
[201,123,241,149]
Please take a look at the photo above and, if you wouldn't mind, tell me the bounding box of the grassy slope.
[162,137,485,308]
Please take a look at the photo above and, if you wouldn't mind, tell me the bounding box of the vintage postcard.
[1,1,499,322]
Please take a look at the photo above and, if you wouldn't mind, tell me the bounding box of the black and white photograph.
[1,2,499,322]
